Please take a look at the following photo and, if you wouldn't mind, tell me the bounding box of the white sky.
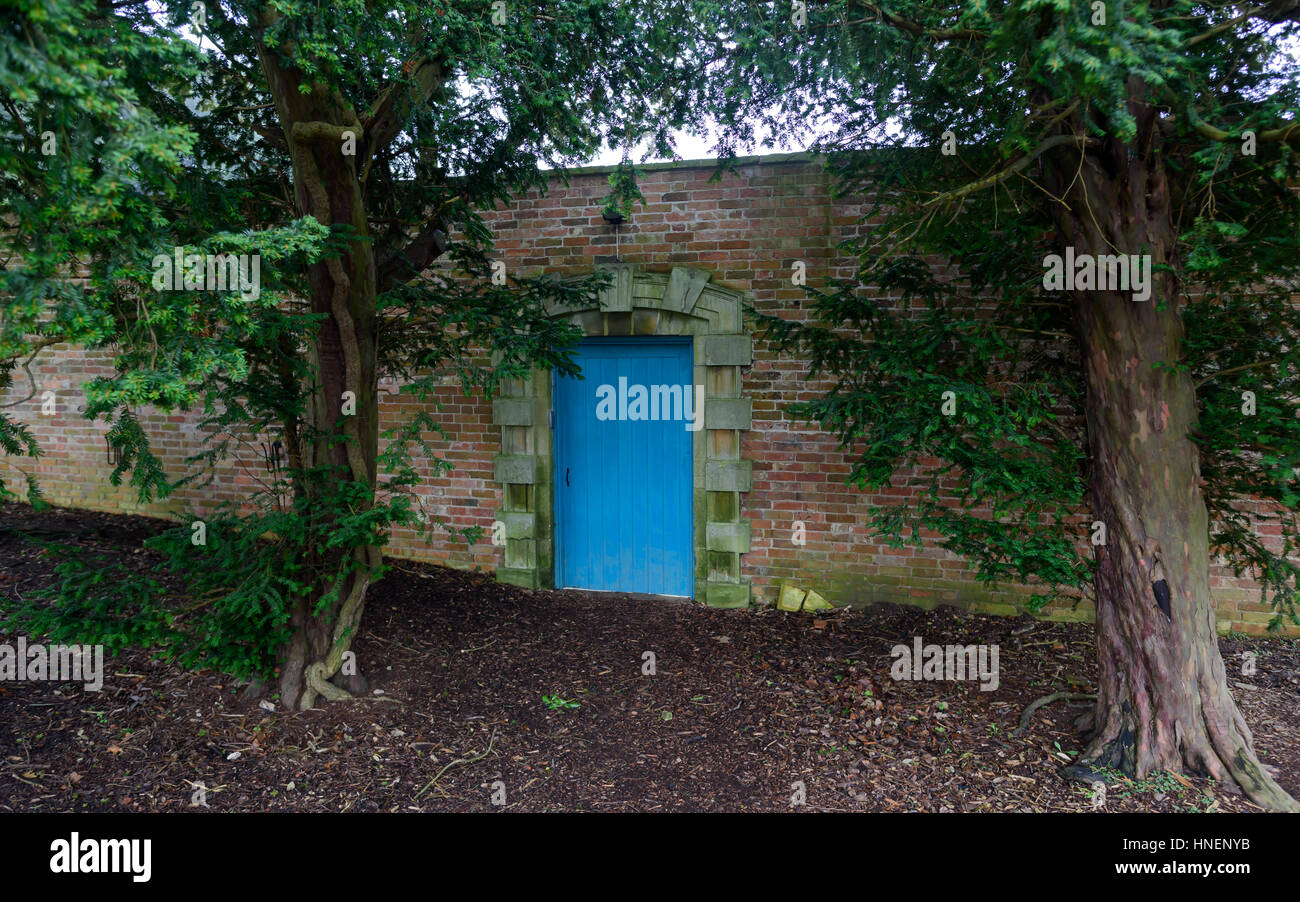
[587,125,808,166]
[170,12,1298,170]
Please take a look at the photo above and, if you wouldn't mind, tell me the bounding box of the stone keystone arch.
[490,264,754,607]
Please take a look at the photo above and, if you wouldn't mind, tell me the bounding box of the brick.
[4,153,1295,638]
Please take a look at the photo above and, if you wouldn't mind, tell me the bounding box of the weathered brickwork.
[2,153,1292,635]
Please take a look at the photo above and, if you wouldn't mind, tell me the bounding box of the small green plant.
[1088,766,1195,804]
[600,158,645,222]
[1083,783,1105,806]
[542,694,579,711]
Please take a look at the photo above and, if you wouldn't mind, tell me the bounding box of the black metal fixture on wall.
[600,157,640,263]
[260,439,283,474]
[602,206,625,262]
[105,436,121,467]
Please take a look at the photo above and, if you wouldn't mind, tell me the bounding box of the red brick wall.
[2,154,1292,635]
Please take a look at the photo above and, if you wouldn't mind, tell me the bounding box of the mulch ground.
[1,501,1297,812]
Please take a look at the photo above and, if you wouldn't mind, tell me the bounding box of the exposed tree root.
[1014,691,1095,737]
[1080,697,1300,812]
[413,728,499,801]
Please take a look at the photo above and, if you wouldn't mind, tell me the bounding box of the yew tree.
[702,1,1300,809]
[2,0,712,710]
[2,0,201,503]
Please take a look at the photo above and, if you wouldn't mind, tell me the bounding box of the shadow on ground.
[2,502,1296,812]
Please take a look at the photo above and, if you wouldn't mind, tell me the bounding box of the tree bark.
[258,17,381,711]
[1044,78,1298,811]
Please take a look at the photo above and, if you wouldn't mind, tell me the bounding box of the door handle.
[565,467,571,487]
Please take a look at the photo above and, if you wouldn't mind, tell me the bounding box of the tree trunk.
[1044,79,1298,811]
[258,20,382,711]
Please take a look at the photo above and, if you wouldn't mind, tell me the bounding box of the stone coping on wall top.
[552,151,825,179]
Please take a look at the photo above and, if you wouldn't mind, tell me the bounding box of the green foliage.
[1182,189,1300,629]
[711,2,1300,624]
[2,459,406,679]
[753,154,1091,608]
[542,694,580,711]
[4,0,723,675]
[1,541,170,655]
[83,217,331,504]
[11,0,1295,677]
[601,158,646,221]
[0,361,44,506]
[1,0,200,499]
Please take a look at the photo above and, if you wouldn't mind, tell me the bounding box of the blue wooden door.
[554,338,694,596]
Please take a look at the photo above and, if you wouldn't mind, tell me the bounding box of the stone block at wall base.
[496,567,538,589]
[705,581,750,609]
